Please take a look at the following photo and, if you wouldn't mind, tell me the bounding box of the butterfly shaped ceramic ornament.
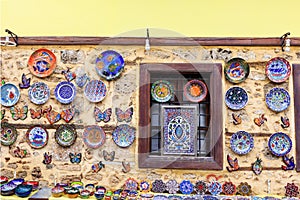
[10,105,28,120]
[19,73,31,89]
[115,107,133,122]
[43,152,52,165]
[69,152,82,164]
[103,150,115,161]
[29,108,43,119]
[94,107,112,123]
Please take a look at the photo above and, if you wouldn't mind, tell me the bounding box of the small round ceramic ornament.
[55,124,77,147]
[83,125,106,149]
[84,80,107,103]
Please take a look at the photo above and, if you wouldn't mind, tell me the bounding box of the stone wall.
[0,44,299,196]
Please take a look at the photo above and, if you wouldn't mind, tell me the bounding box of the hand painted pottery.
[28,48,56,78]
[0,176,8,184]
[152,180,166,193]
[194,181,207,195]
[83,125,106,149]
[95,50,125,80]
[55,124,77,147]
[1,122,18,146]
[9,178,25,186]
[75,73,90,88]
[225,57,250,83]
[139,180,151,193]
[265,87,290,112]
[54,81,76,104]
[183,79,208,102]
[124,178,138,191]
[268,132,292,156]
[112,124,136,148]
[179,180,194,195]
[0,83,20,107]
[153,195,168,200]
[230,131,254,155]
[51,186,65,198]
[237,182,252,196]
[151,80,174,102]
[266,57,291,83]
[222,181,236,195]
[285,183,299,197]
[66,187,80,198]
[168,195,183,200]
[23,181,39,191]
[165,179,179,194]
[225,86,248,110]
[207,181,222,196]
[80,189,91,199]
[0,182,17,196]
[28,82,50,105]
[26,126,48,149]
[84,80,107,102]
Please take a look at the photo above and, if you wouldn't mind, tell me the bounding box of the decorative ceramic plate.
[225,57,250,83]
[95,50,125,80]
[139,180,151,193]
[124,178,138,191]
[194,181,207,195]
[222,181,236,195]
[1,123,18,146]
[184,79,208,102]
[230,131,254,155]
[28,48,56,78]
[83,125,106,149]
[266,57,291,83]
[84,80,107,102]
[268,132,292,156]
[55,124,77,147]
[225,87,248,110]
[26,126,48,149]
[54,81,76,104]
[179,180,194,195]
[152,180,166,193]
[165,179,179,194]
[151,80,174,102]
[28,82,50,105]
[265,87,290,112]
[112,124,136,148]
[207,181,222,196]
[0,83,20,107]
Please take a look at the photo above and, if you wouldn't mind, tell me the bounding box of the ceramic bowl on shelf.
[0,176,8,184]
[51,186,65,198]
[66,187,80,198]
[8,178,25,186]
[0,182,17,196]
[15,184,33,198]
[23,181,39,190]
[80,189,91,199]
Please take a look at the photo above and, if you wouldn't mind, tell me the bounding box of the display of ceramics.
[28,82,50,105]
[83,125,106,149]
[183,79,208,102]
[225,57,250,83]
[1,122,18,146]
[207,181,222,196]
[95,50,125,80]
[230,131,254,155]
[194,181,207,195]
[265,87,290,112]
[84,80,107,102]
[112,124,136,148]
[225,87,248,110]
[179,180,194,195]
[165,179,179,194]
[28,48,56,78]
[22,181,39,191]
[151,80,174,102]
[0,83,20,107]
[0,182,17,196]
[266,57,291,83]
[152,180,166,193]
[268,132,292,156]
[54,81,76,104]
[26,126,48,149]
[55,124,77,147]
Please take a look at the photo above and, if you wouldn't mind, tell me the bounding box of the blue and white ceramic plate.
[84,80,107,102]
[95,50,125,80]
[54,81,76,104]
[268,132,292,156]
[112,124,136,148]
[266,87,290,112]
[266,57,291,83]
[28,82,50,105]
[179,180,194,195]
[230,131,254,155]
[225,87,248,110]
[26,126,48,149]
[0,83,20,107]
[207,181,222,196]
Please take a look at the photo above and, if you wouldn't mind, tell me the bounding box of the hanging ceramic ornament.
[226,154,239,172]
[281,155,295,170]
[252,157,263,175]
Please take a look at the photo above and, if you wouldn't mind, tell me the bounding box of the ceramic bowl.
[66,187,80,198]
[23,181,39,190]
[95,190,105,200]
[85,183,95,195]
[51,186,65,197]
[15,184,33,198]
[0,182,17,196]
[0,176,8,184]
[8,178,25,185]
[80,189,91,199]
[96,185,106,194]
[63,185,73,194]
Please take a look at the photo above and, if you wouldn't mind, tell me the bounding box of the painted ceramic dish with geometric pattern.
[207,181,222,196]
[230,131,254,155]
[0,83,20,107]
[225,57,250,84]
[266,57,291,83]
[112,124,136,148]
[151,80,174,102]
[26,126,48,149]
[179,180,194,195]
[55,124,77,147]
[184,79,208,102]
[265,87,290,112]
[54,81,76,104]
[268,132,292,156]
[1,122,18,146]
[28,82,50,105]
[225,87,248,110]
[84,80,107,103]
[83,125,106,149]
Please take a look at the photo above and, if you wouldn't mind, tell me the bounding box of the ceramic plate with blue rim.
[225,86,248,110]
[179,180,194,195]
[28,82,50,105]
[0,83,20,107]
[95,50,125,80]
[225,57,250,84]
[54,81,76,104]
[26,126,48,149]
[84,80,107,103]
[112,124,136,148]
[266,57,291,83]
[230,131,254,155]
[266,87,290,112]
[268,132,292,156]
[151,80,174,102]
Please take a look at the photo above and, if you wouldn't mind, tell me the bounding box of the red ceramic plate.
[28,48,56,78]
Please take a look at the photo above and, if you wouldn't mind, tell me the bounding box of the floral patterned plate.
[179,180,194,195]
[55,124,77,147]
[28,48,56,78]
[152,180,166,193]
[1,122,18,146]
[266,57,291,83]
[165,179,179,194]
[84,80,107,103]
[54,81,76,104]
[194,181,207,195]
[268,132,292,156]
[208,181,222,196]
[28,82,50,105]
[83,125,106,149]
[151,80,174,102]
[225,57,250,83]
[225,87,248,110]
[265,87,290,112]
[184,79,208,102]
[230,131,254,155]
[112,124,135,148]
[26,126,48,149]
[0,83,20,107]
[95,50,125,80]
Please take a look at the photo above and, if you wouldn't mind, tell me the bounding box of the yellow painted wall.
[1,0,300,37]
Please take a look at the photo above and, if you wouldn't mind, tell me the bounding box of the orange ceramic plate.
[184,79,208,102]
[28,48,56,78]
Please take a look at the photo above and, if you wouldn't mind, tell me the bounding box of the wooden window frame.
[293,64,300,172]
[138,63,223,170]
